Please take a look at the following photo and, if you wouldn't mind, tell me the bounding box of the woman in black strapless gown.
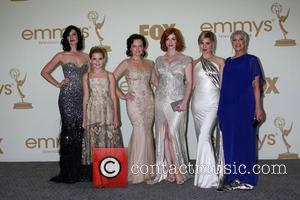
[41,25,89,183]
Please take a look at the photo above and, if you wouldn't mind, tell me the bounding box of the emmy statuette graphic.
[274,117,299,159]
[9,68,33,109]
[88,11,111,52]
[271,3,296,46]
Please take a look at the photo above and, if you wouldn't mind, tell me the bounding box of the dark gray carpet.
[1,160,299,200]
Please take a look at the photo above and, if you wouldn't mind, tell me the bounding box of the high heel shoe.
[166,174,175,182]
[176,179,185,185]
[175,174,185,185]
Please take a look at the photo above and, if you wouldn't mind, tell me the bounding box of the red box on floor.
[93,148,128,188]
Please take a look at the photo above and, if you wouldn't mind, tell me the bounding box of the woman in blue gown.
[218,30,265,190]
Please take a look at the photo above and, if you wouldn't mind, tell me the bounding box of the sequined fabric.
[114,61,155,184]
[50,63,88,183]
[153,55,192,183]
[82,76,123,166]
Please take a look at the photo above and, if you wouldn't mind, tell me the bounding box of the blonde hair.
[198,31,216,53]
[89,46,107,59]
[230,30,249,50]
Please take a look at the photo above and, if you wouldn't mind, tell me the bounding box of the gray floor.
[1,160,299,200]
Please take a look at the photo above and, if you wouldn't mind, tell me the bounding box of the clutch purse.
[170,99,182,112]
[252,118,260,128]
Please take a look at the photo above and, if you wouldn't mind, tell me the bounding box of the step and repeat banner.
[0,0,299,161]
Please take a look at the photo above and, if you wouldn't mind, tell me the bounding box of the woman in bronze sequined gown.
[41,25,89,183]
[113,34,156,184]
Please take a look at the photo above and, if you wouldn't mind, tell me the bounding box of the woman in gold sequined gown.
[113,34,156,184]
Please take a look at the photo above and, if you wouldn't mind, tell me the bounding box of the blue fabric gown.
[218,54,264,186]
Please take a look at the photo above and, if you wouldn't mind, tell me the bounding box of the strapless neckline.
[62,62,88,69]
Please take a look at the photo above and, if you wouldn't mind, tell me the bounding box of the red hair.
[160,28,185,52]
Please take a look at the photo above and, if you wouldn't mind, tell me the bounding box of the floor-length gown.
[50,63,88,183]
[82,74,124,179]
[154,55,192,182]
[218,54,264,186]
[115,62,155,184]
[191,58,219,188]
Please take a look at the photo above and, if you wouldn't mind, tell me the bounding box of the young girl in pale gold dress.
[82,46,123,180]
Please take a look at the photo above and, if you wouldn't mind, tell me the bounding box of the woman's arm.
[150,61,159,86]
[41,53,69,88]
[82,73,89,129]
[192,59,199,90]
[177,62,193,112]
[217,57,225,87]
[253,76,265,122]
[113,60,134,101]
[113,60,126,99]
[109,73,119,128]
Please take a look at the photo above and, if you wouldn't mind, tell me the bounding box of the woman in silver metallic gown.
[153,28,193,184]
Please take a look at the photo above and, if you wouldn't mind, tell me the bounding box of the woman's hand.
[124,91,135,101]
[176,101,187,112]
[82,120,86,129]
[58,78,70,88]
[113,117,119,129]
[255,107,266,122]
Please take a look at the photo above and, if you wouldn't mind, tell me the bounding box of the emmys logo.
[258,132,276,150]
[9,68,33,109]
[25,137,59,153]
[21,27,90,44]
[271,3,297,46]
[88,11,111,52]
[0,138,3,154]
[274,117,299,159]
[200,19,272,37]
[0,83,12,96]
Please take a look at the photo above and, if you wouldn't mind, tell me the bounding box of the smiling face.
[130,39,144,57]
[67,29,78,46]
[231,34,246,53]
[165,33,177,50]
[199,37,214,54]
[90,52,105,70]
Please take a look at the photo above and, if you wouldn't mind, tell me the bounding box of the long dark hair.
[61,25,84,51]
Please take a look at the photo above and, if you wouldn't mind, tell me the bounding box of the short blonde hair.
[198,31,217,53]
[230,30,249,50]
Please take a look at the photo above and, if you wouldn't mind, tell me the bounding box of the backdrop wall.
[0,0,299,161]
